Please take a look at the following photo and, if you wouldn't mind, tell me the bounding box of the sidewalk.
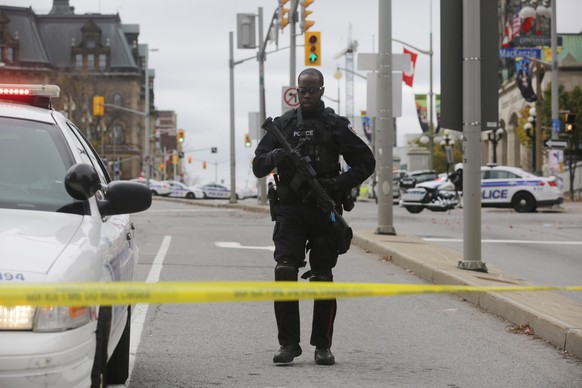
[160,197,582,360]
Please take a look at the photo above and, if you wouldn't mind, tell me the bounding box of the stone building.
[0,0,157,180]
[489,0,582,176]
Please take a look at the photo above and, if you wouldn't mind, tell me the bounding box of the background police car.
[481,165,563,213]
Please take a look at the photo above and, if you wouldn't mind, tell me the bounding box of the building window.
[87,54,94,69]
[75,54,83,68]
[99,54,106,70]
[5,47,12,62]
[87,40,95,49]
[113,93,123,107]
[113,124,124,145]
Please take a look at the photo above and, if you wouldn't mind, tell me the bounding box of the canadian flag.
[402,48,418,87]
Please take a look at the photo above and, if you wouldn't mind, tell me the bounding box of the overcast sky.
[7,0,582,188]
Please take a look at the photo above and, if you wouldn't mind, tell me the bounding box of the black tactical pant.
[272,202,339,348]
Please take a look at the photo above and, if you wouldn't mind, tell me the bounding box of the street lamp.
[392,0,434,169]
[487,128,504,164]
[334,67,342,114]
[524,107,536,173]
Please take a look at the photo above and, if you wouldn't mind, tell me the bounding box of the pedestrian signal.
[244,133,252,148]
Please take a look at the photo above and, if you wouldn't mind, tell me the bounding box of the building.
[0,0,159,179]
[491,0,582,178]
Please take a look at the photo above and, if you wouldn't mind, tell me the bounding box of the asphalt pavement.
[159,196,582,361]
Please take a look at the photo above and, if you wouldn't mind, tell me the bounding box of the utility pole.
[375,0,396,235]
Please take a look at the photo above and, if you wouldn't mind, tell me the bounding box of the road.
[121,199,582,387]
[345,199,582,305]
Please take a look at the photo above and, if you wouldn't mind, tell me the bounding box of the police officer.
[449,163,463,208]
[252,68,375,365]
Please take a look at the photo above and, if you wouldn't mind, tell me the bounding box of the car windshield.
[0,117,81,213]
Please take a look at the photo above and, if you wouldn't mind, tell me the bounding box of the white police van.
[0,84,151,387]
[481,164,563,212]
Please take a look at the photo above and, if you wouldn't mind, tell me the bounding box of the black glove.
[318,178,338,193]
[267,148,290,167]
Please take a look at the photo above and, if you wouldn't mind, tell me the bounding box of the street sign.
[544,139,568,149]
[552,118,561,133]
[282,86,299,111]
[498,48,541,59]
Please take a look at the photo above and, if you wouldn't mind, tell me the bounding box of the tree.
[542,85,582,200]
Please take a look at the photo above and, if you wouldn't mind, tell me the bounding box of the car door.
[62,119,136,328]
[481,169,518,205]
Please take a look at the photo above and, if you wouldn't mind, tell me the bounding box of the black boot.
[314,347,335,365]
[273,344,302,363]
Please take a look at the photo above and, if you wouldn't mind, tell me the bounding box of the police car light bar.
[0,84,60,98]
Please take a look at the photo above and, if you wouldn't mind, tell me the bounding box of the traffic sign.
[282,86,299,111]
[552,118,561,133]
[544,139,568,149]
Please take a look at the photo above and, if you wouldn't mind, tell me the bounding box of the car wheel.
[512,192,536,213]
[405,205,424,214]
[107,306,131,384]
[202,192,208,199]
[151,190,159,196]
[186,192,195,199]
[91,307,111,388]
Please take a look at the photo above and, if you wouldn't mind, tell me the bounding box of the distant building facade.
[0,0,156,179]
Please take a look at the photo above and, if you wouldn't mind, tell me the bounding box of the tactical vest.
[278,107,341,183]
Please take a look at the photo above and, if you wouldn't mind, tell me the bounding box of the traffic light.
[177,129,185,143]
[187,155,192,164]
[172,153,179,165]
[278,0,289,31]
[93,96,104,116]
[304,31,321,66]
[565,113,576,133]
[203,161,207,169]
[301,0,315,33]
[244,133,252,147]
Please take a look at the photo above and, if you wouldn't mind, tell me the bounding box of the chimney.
[49,0,74,15]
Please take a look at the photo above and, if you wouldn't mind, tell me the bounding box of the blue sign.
[498,48,541,59]
[552,118,561,133]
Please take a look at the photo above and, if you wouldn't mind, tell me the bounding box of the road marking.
[146,208,228,212]
[423,237,582,245]
[216,241,275,251]
[127,235,171,386]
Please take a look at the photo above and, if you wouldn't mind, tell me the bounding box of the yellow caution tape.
[0,282,581,307]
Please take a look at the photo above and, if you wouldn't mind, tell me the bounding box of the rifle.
[261,117,353,254]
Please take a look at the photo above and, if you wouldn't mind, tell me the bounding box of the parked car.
[195,183,244,199]
[130,177,170,196]
[0,84,152,387]
[480,164,563,212]
[165,180,203,199]
[399,170,439,191]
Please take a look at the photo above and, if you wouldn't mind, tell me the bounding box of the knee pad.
[308,269,333,282]
[275,261,298,281]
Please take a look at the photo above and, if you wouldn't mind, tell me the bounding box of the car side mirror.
[98,181,152,216]
[64,163,101,200]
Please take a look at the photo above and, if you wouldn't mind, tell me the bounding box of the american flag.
[512,13,521,38]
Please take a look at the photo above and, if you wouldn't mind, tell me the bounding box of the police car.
[166,180,204,199]
[0,84,151,387]
[481,164,563,212]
